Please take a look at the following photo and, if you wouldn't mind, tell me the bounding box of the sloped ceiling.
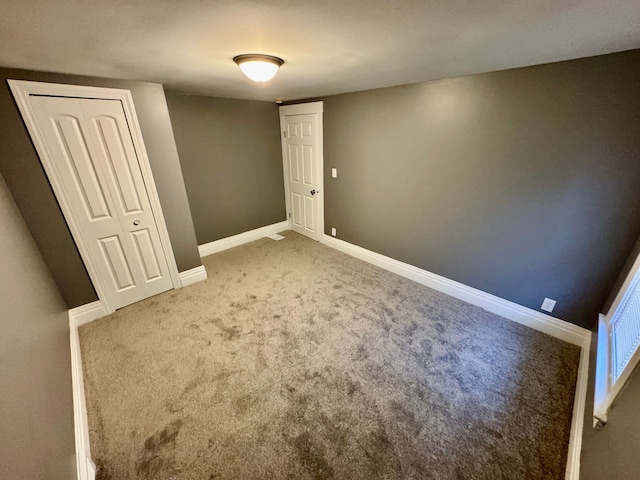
[1,0,639,101]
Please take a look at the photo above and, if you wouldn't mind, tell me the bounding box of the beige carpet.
[80,231,580,480]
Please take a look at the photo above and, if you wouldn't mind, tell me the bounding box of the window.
[594,253,640,424]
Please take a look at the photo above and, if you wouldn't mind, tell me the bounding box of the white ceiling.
[1,0,639,102]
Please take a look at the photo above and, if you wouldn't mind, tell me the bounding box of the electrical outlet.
[541,297,557,313]
[331,168,337,178]
[331,227,336,237]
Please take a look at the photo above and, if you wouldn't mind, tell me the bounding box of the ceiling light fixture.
[233,54,284,83]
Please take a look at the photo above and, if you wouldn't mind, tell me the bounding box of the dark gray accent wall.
[580,330,640,479]
[165,92,285,245]
[602,232,640,315]
[0,67,201,308]
[320,49,640,329]
[0,172,75,480]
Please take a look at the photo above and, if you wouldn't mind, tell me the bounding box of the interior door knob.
[133,219,140,226]
[310,189,317,196]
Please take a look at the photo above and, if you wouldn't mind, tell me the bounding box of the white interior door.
[280,103,324,241]
[26,94,174,310]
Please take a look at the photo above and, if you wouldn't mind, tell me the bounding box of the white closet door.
[29,95,173,310]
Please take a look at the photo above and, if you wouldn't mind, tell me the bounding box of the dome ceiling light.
[233,54,284,83]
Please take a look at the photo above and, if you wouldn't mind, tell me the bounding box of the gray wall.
[0,172,75,480]
[0,68,201,308]
[581,329,640,479]
[165,92,285,244]
[320,49,640,329]
[602,232,640,315]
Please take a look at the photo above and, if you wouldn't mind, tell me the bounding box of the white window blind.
[595,254,640,424]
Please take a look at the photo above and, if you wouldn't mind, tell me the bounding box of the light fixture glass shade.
[233,54,284,82]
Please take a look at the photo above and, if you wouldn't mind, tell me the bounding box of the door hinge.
[283,131,287,138]
[288,212,291,218]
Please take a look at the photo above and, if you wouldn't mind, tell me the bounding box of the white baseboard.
[320,235,590,346]
[198,221,289,258]
[69,301,107,327]
[179,265,208,287]
[320,235,591,480]
[565,332,592,480]
[69,313,96,480]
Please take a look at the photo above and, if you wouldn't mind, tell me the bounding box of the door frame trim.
[8,80,181,313]
[279,101,324,240]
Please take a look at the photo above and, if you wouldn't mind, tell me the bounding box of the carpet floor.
[80,231,580,480]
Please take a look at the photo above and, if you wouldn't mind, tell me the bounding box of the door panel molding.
[9,80,180,313]
[279,101,324,240]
